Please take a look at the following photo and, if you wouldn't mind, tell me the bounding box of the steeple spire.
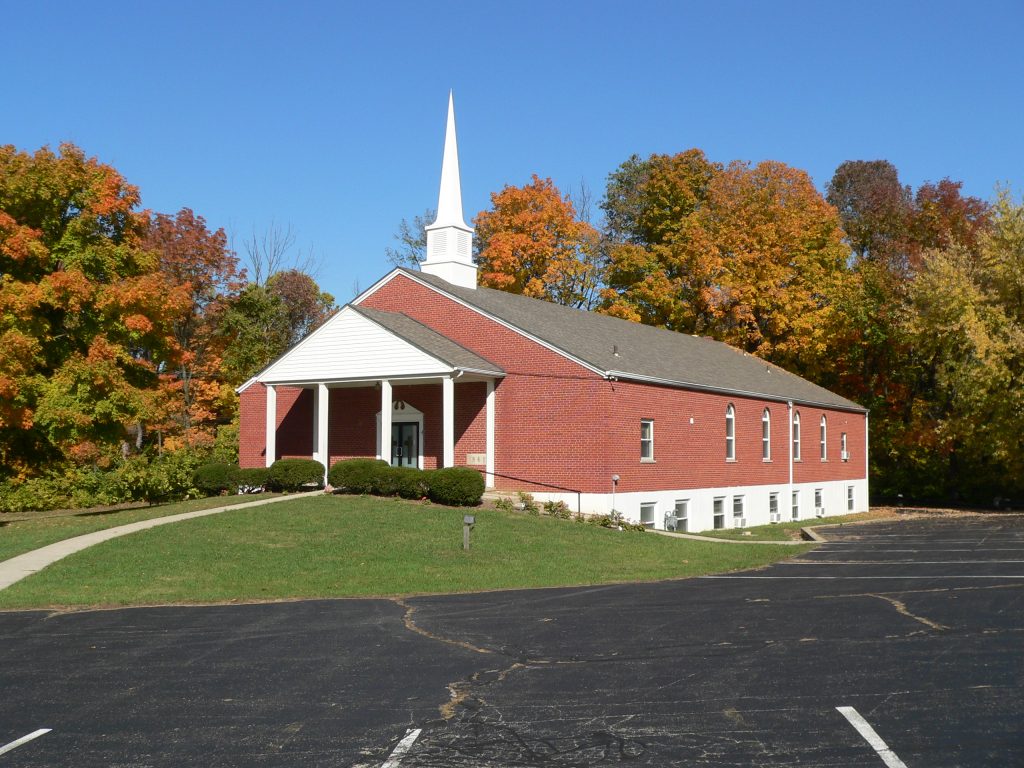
[421,91,477,289]
[432,91,469,230]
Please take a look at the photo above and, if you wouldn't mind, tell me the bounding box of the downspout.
[787,400,794,514]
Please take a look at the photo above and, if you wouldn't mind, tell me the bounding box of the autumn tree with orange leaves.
[602,152,848,375]
[475,175,602,309]
[0,143,182,476]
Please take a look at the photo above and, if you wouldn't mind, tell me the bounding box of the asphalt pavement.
[1,514,1022,766]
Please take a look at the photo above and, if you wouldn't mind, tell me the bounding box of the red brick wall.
[239,271,867,493]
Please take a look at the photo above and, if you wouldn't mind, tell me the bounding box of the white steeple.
[421,91,477,289]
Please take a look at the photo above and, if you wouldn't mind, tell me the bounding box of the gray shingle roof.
[399,269,864,411]
[352,305,504,375]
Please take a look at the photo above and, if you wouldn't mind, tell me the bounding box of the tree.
[144,208,242,446]
[385,209,434,269]
[265,269,335,346]
[826,160,913,269]
[474,175,602,308]
[0,143,176,475]
[601,153,849,373]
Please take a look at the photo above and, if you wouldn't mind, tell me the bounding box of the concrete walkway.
[0,491,323,592]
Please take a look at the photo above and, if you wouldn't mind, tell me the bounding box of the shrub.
[116,450,203,503]
[194,462,239,495]
[427,467,484,506]
[391,466,431,500]
[267,458,325,492]
[518,491,539,515]
[494,496,516,513]
[329,458,389,494]
[235,467,269,493]
[543,499,572,519]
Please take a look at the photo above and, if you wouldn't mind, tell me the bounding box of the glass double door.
[391,422,419,468]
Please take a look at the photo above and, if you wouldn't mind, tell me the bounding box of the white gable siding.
[259,307,452,384]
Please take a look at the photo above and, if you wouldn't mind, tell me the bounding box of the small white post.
[265,384,277,468]
[380,379,392,465]
[485,379,495,486]
[442,376,455,468]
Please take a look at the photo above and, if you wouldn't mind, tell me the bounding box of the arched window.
[762,408,771,460]
[820,415,827,460]
[725,404,735,460]
[792,411,801,461]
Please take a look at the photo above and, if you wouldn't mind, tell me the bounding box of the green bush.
[427,467,484,506]
[328,458,389,494]
[267,459,325,492]
[235,467,269,493]
[0,476,71,514]
[194,462,239,495]
[390,466,431,500]
[494,496,516,513]
[518,491,540,515]
[117,451,204,503]
[543,499,573,519]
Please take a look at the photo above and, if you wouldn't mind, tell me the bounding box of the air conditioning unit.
[734,517,747,529]
[815,507,825,518]
[770,511,781,524]
[841,450,849,461]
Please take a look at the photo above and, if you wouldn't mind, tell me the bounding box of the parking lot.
[2,514,1022,766]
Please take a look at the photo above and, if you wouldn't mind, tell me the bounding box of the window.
[792,411,801,461]
[713,497,726,529]
[820,415,828,460]
[732,495,745,527]
[725,404,735,461]
[640,502,657,528]
[673,499,689,532]
[814,488,823,511]
[847,485,855,512]
[791,490,800,520]
[769,492,780,522]
[841,432,848,461]
[762,409,771,461]
[640,419,654,461]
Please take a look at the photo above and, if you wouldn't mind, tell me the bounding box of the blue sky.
[5,1,1022,303]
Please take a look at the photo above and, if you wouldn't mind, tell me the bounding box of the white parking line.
[0,729,52,756]
[381,728,422,768]
[836,706,907,768]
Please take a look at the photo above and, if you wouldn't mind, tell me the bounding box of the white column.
[442,376,455,468]
[485,379,495,486]
[265,384,277,468]
[315,383,329,479]
[380,379,392,465]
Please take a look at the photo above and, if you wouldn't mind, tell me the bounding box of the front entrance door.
[391,422,419,468]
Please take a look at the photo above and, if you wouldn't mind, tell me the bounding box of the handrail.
[479,470,583,516]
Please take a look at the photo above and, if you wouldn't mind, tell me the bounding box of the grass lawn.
[0,494,281,562]
[0,495,812,609]
[697,509,896,541]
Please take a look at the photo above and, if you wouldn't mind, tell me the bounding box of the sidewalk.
[0,491,322,592]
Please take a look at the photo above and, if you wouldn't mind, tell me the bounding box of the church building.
[238,94,869,531]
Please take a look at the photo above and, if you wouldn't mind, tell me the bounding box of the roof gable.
[255,305,500,386]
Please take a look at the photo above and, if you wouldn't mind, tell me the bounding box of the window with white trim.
[814,488,823,510]
[732,495,744,527]
[792,411,801,461]
[847,485,855,512]
[820,415,828,460]
[640,419,654,461]
[725,404,735,461]
[713,497,725,529]
[791,490,800,520]
[673,499,689,532]
[762,408,771,461]
[841,432,848,461]
[769,492,780,522]
[640,502,657,528]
